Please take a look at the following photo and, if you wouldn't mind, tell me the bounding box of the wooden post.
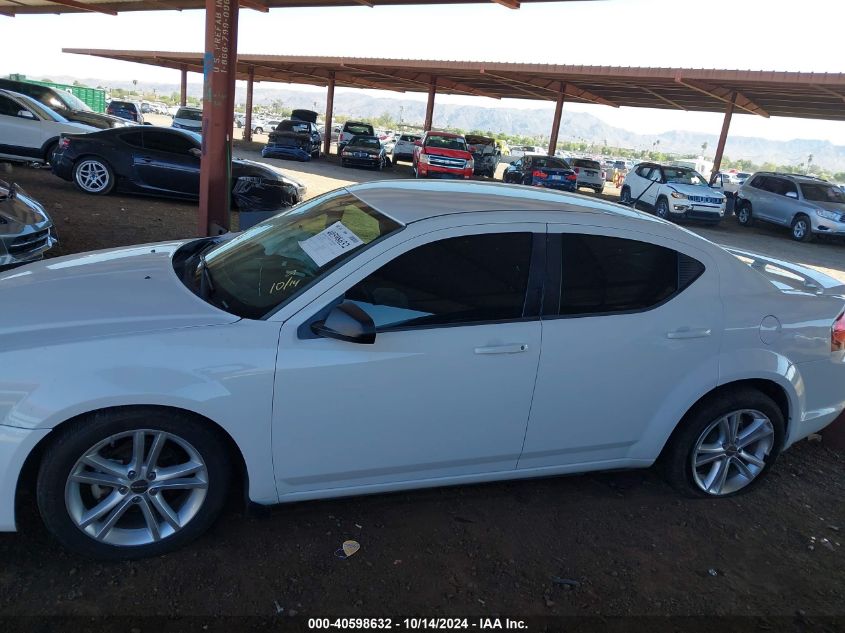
[324,72,335,156]
[244,65,254,143]
[712,92,735,180]
[548,91,565,156]
[179,65,187,106]
[424,78,436,131]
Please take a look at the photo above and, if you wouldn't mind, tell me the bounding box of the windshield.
[426,135,467,151]
[801,183,845,203]
[350,136,380,148]
[345,123,374,135]
[176,108,203,121]
[43,90,92,113]
[465,135,494,146]
[14,93,69,122]
[198,190,402,319]
[663,167,709,186]
[572,159,601,169]
[533,157,569,169]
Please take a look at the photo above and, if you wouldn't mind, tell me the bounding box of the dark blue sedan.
[502,155,577,191]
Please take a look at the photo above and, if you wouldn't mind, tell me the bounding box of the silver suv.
[735,173,845,242]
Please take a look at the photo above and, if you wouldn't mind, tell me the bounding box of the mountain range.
[52,76,845,172]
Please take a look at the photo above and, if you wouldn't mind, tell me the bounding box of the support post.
[179,65,187,106]
[424,78,436,131]
[548,91,565,156]
[244,65,254,143]
[199,0,239,236]
[711,91,735,181]
[324,72,335,156]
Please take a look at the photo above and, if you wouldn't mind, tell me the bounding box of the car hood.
[423,147,472,159]
[668,183,724,198]
[65,110,131,130]
[232,159,304,186]
[0,241,238,349]
[812,200,845,215]
[0,182,51,233]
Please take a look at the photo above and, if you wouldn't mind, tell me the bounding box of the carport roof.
[63,48,845,121]
[0,0,562,16]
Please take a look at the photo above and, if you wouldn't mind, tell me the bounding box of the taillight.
[833,310,845,352]
[566,173,577,181]
[532,170,547,179]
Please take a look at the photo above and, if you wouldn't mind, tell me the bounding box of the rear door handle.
[667,328,712,340]
[474,344,529,355]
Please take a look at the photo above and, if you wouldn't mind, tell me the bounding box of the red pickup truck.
[412,131,474,179]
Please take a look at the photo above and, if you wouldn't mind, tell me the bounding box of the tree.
[701,141,708,156]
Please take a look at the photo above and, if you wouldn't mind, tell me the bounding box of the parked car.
[2,179,844,558]
[711,171,751,198]
[51,127,305,209]
[620,162,726,224]
[0,179,57,269]
[502,155,577,191]
[338,121,375,153]
[171,106,203,132]
[340,135,389,170]
[0,89,99,164]
[734,172,845,242]
[0,78,129,130]
[510,145,544,158]
[413,131,474,179]
[107,100,144,124]
[464,134,500,178]
[262,116,322,161]
[391,133,422,164]
[568,157,605,194]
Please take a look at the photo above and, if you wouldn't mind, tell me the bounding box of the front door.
[0,95,43,160]
[519,224,722,469]
[272,225,544,497]
[134,129,201,196]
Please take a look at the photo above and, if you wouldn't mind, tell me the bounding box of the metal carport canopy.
[61,49,845,120]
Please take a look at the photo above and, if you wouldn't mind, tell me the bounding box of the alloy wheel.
[75,160,111,193]
[64,429,208,546]
[691,409,775,496]
[656,199,670,218]
[793,219,809,240]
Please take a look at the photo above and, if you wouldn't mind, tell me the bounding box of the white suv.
[621,162,726,224]
[0,89,97,164]
[391,133,422,164]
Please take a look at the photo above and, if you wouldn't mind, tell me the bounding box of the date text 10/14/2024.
[307,618,528,630]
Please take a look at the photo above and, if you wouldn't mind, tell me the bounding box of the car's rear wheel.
[73,158,115,195]
[655,196,670,219]
[663,388,783,498]
[736,202,753,226]
[791,214,815,242]
[44,142,58,165]
[36,408,230,559]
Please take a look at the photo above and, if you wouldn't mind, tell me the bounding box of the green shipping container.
[6,74,107,113]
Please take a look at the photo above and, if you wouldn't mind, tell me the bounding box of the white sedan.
[1,181,844,559]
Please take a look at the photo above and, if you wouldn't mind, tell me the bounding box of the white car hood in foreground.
[0,241,239,349]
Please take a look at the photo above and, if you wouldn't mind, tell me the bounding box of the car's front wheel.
[791,214,815,242]
[655,196,671,219]
[36,408,230,559]
[73,158,115,195]
[663,388,783,498]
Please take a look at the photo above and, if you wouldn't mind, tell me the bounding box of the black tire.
[791,214,815,242]
[72,157,115,195]
[594,186,603,194]
[36,408,231,559]
[662,387,784,498]
[254,127,263,135]
[620,186,632,205]
[341,160,348,168]
[45,142,58,165]
[392,155,398,165]
[736,202,753,226]
[655,196,671,219]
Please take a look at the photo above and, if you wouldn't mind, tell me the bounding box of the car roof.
[346,180,660,226]
[425,131,462,138]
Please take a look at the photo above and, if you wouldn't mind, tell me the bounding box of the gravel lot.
[1,147,844,626]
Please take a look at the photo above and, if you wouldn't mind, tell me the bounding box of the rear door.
[134,130,201,195]
[0,94,44,160]
[520,225,722,468]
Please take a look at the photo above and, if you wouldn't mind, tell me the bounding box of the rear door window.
[556,234,703,316]
[143,130,196,155]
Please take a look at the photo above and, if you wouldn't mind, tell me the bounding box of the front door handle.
[667,328,712,340]
[474,344,529,355]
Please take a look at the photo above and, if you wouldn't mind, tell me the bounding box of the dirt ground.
[1,154,844,628]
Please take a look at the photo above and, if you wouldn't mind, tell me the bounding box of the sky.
[2,0,845,144]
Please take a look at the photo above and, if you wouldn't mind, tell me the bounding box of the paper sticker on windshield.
[298,221,364,267]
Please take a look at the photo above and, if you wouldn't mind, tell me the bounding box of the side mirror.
[17,110,36,120]
[785,191,798,199]
[311,301,376,344]
[189,147,202,158]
